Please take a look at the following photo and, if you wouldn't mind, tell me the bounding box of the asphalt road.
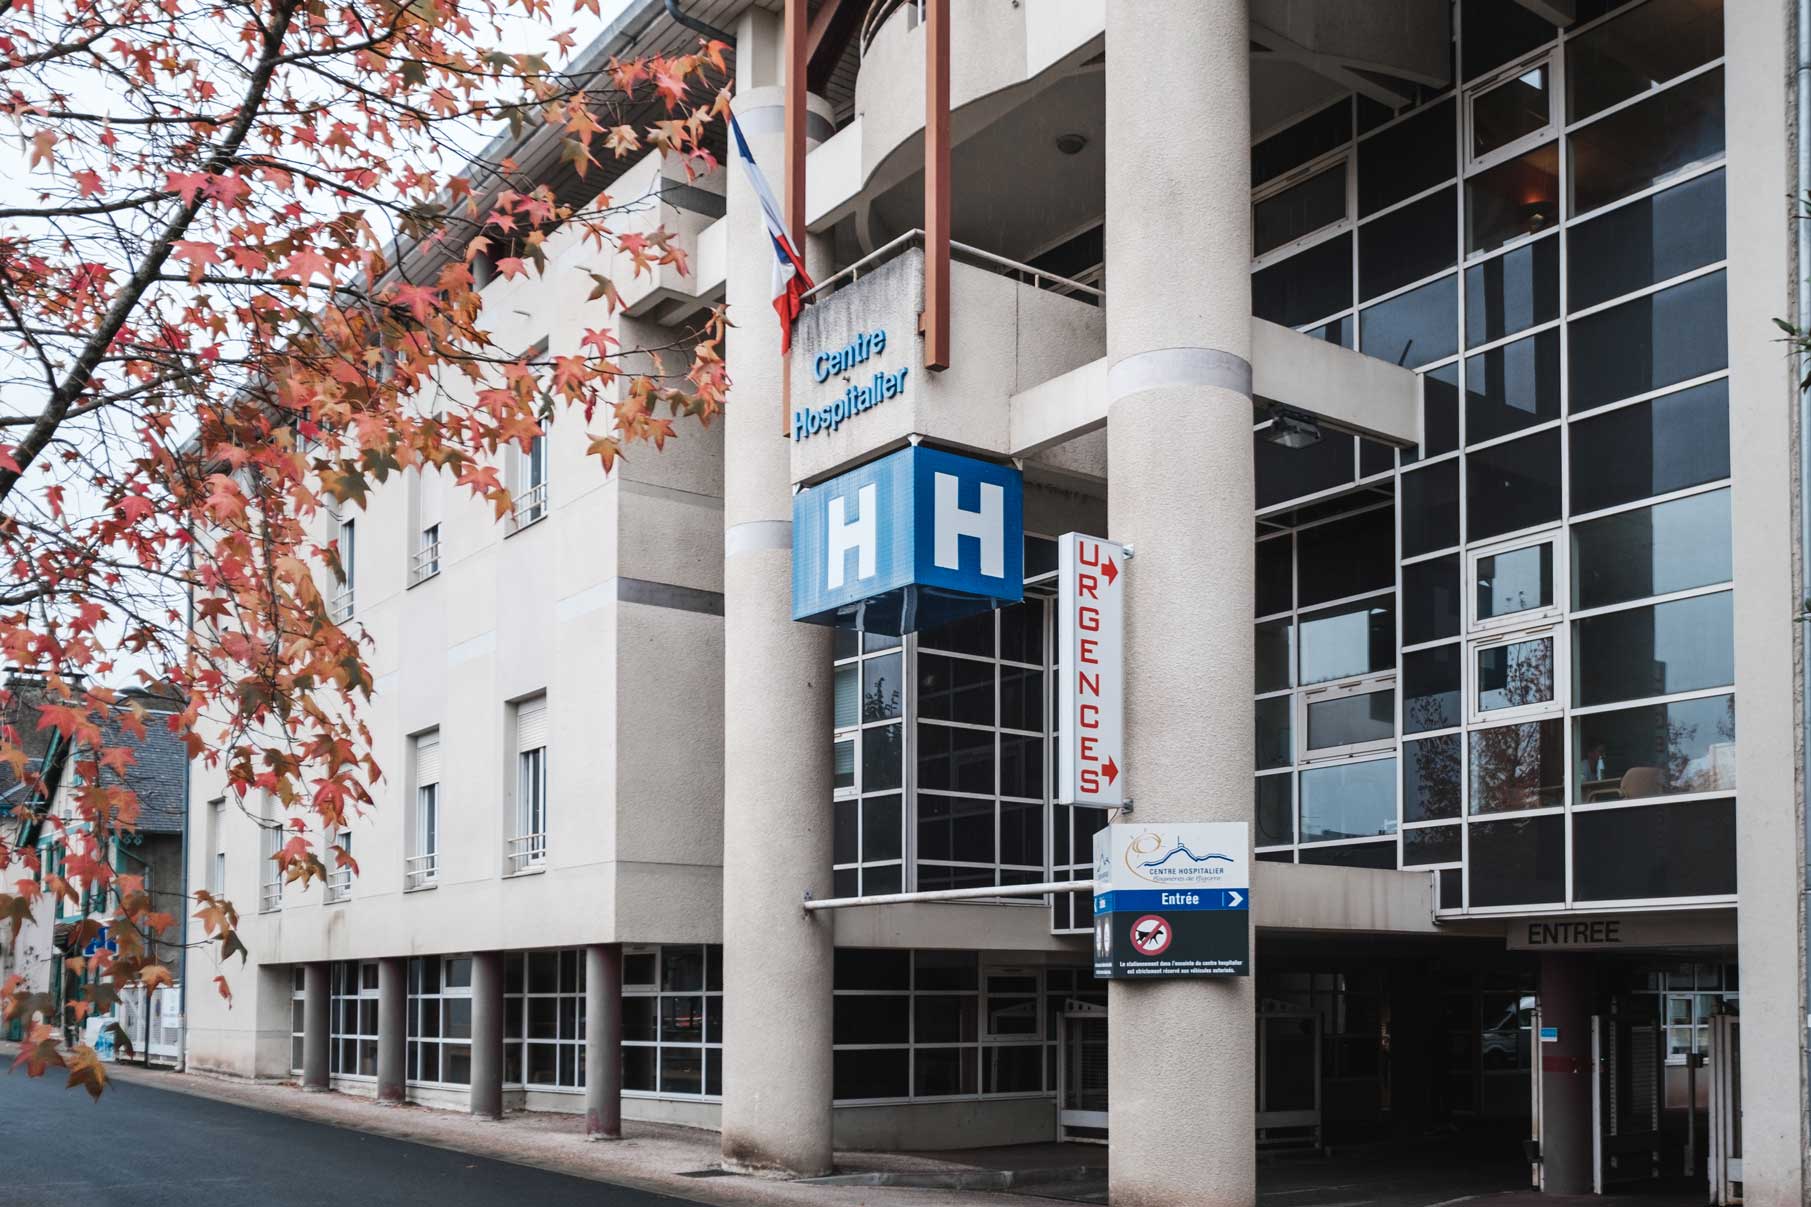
[0,1069,698,1207]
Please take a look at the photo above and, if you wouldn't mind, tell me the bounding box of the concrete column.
[1725,0,1809,1203]
[301,962,330,1091]
[376,956,406,1104]
[1102,3,1255,1205]
[469,950,504,1119]
[1537,953,1595,1195]
[718,6,837,1177]
[585,943,622,1139]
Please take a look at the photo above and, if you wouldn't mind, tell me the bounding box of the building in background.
[178,1,1806,1204]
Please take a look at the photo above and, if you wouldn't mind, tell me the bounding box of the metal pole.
[921,0,950,370]
[1797,0,1811,1142]
[803,879,1093,911]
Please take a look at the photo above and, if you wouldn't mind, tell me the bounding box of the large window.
[504,949,586,1091]
[622,944,723,1099]
[407,954,473,1087]
[330,960,379,1078]
[510,696,548,874]
[408,730,440,890]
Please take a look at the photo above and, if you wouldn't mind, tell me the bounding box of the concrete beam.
[1252,862,1440,935]
[1010,319,1421,457]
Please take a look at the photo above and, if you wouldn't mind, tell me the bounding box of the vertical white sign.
[1057,532,1125,806]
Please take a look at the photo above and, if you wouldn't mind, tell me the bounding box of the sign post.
[1057,533,1125,806]
[1093,823,1250,978]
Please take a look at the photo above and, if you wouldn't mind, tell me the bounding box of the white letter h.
[933,472,1003,578]
[825,483,877,591]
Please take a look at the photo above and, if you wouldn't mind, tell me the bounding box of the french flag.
[729,110,814,353]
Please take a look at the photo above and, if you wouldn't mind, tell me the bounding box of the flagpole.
[782,0,808,437]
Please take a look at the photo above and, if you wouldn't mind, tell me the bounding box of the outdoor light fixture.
[1055,132,1089,155]
[1260,406,1323,449]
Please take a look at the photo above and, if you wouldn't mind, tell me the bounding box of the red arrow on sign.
[1103,756,1119,785]
[1103,556,1118,587]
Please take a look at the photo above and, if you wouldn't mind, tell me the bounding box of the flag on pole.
[729,109,814,353]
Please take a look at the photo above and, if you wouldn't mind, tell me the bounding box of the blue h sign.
[793,446,1023,634]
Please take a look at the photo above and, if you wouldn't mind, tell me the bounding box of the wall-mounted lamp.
[1259,405,1323,449]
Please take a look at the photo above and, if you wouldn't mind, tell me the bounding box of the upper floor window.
[325,830,353,902]
[411,463,443,585]
[207,797,226,895]
[258,795,283,913]
[329,515,357,623]
[407,730,440,890]
[508,431,549,533]
[509,696,548,874]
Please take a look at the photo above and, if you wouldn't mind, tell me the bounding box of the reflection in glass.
[1467,235,1559,347]
[1470,718,1564,813]
[1571,489,1730,610]
[1299,841,1397,869]
[1569,271,1726,414]
[1466,142,1558,255]
[863,723,903,791]
[1566,0,1724,123]
[1472,65,1549,159]
[1568,169,1724,313]
[1476,543,1553,623]
[1477,636,1555,713]
[1256,774,1294,846]
[1403,825,1461,866]
[863,652,903,721]
[1403,554,1461,645]
[1574,694,1735,804]
[863,795,902,861]
[1468,428,1561,541]
[1403,644,1463,734]
[1423,363,1460,458]
[1466,329,1560,444]
[1573,591,1733,707]
[1469,814,1566,906]
[1569,68,1723,216]
[1402,460,1460,556]
[1404,734,1463,822]
[1360,273,1458,369]
[1568,379,1729,516]
[1572,798,1737,901]
[1256,618,1293,693]
[1256,98,1352,188]
[1306,687,1395,752]
[1299,758,1398,842]
[1299,596,1396,684]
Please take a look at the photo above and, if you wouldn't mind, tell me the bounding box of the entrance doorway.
[1058,1002,1108,1141]
[1593,996,1666,1192]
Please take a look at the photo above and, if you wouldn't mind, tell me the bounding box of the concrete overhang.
[1009,319,1422,458]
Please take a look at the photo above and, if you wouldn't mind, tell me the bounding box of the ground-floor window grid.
[504,948,586,1090]
[622,944,722,1099]
[832,950,1102,1104]
[330,960,379,1078]
[289,968,305,1073]
[406,954,473,1087]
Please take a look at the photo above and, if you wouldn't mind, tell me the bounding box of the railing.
[324,862,351,902]
[403,852,438,891]
[259,879,283,913]
[800,229,1104,307]
[328,585,355,624]
[506,832,546,875]
[409,539,441,585]
[508,482,549,533]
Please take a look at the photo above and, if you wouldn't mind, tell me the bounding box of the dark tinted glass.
[916,723,993,793]
[1571,488,1730,610]
[1567,0,1724,122]
[1465,142,1559,255]
[1439,867,1462,908]
[1403,825,1461,866]
[1306,314,1354,347]
[1357,98,1455,216]
[862,795,902,861]
[1306,687,1394,751]
[917,654,992,725]
[917,794,992,863]
[864,653,903,720]
[921,609,993,657]
[1257,696,1292,771]
[1360,274,1459,369]
[1403,644,1462,734]
[1467,428,1560,541]
[1461,0,1555,79]
[1257,535,1293,615]
[1469,814,1565,906]
[1568,378,1729,515]
[835,1049,908,1100]
[1470,718,1565,813]
[1255,164,1347,257]
[834,993,908,1045]
[1256,618,1293,693]
[1404,734,1463,822]
[1360,439,1394,478]
[1256,775,1294,846]
[1401,459,1460,556]
[1422,363,1460,458]
[1569,68,1724,216]
[834,799,856,863]
[1466,235,1559,347]
[1299,596,1396,684]
[862,724,902,791]
[1572,798,1737,901]
[999,600,1041,664]
[1360,188,1458,301]
[1254,99,1352,188]
[1574,693,1736,805]
[1254,232,1352,327]
[1299,757,1397,842]
[1297,508,1395,606]
[1568,169,1725,312]
[1569,270,1726,414]
[1256,428,1356,509]
[1472,64,1551,158]
[1299,841,1398,870]
[1402,553,1461,645]
[999,665,1041,731]
[1465,329,1560,443]
[1573,591,1734,707]
[1000,734,1041,799]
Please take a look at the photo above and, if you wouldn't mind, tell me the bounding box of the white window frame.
[508,431,549,533]
[511,745,548,874]
[1250,151,1353,270]
[407,730,441,891]
[325,830,352,902]
[258,799,283,913]
[329,514,356,623]
[1297,671,1398,763]
[207,798,226,896]
[1467,531,1564,634]
[1466,621,1566,726]
[410,522,441,586]
[1465,50,1558,173]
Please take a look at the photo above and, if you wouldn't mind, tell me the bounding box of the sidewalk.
[36,1056,1087,1207]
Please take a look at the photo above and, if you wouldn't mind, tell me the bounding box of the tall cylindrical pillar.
[1538,952,1596,1194]
[301,962,330,1091]
[376,956,406,1103]
[1102,3,1256,1205]
[718,6,837,1177]
[585,943,622,1140]
[469,950,505,1119]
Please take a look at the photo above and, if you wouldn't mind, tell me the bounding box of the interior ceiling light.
[1055,132,1089,155]
[1259,405,1323,449]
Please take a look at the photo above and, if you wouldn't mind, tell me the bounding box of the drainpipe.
[1797,0,1811,1135]
[175,537,192,1071]
[664,0,735,46]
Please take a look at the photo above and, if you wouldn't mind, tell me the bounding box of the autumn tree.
[0,0,732,1094]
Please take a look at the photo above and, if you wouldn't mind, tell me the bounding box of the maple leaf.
[494,257,530,280]
[170,240,221,284]
[284,249,333,287]
[12,1022,64,1077]
[214,975,233,1006]
[64,1043,108,1100]
[73,170,103,198]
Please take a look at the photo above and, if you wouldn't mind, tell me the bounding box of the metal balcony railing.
[259,879,283,913]
[325,863,352,902]
[505,832,546,875]
[328,585,355,624]
[409,539,441,585]
[404,852,438,891]
[801,229,1104,308]
[508,482,548,533]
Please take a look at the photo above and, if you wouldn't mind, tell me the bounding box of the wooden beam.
[805,0,863,93]
[922,0,950,372]
[784,0,808,433]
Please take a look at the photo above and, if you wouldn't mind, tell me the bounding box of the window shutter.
[517,696,548,752]
[419,468,443,531]
[415,731,441,786]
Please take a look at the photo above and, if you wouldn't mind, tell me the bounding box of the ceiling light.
[1260,406,1322,449]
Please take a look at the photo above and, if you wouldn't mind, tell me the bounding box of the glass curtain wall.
[1250,0,1734,913]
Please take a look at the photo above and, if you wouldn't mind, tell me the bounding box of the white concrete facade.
[181,0,1808,1199]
